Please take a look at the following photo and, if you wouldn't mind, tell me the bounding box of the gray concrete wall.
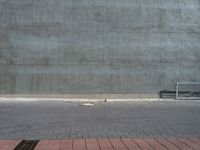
[0,0,200,95]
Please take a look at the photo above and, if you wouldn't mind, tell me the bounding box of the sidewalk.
[0,100,200,149]
[1,100,200,139]
[1,138,200,150]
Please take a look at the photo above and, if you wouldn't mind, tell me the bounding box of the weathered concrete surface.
[0,0,200,95]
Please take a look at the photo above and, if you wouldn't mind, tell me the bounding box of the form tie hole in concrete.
[81,102,96,106]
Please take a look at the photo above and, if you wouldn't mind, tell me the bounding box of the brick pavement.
[0,140,20,150]
[1,138,200,150]
[0,101,200,139]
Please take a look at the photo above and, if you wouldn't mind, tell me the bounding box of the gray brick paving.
[0,100,200,139]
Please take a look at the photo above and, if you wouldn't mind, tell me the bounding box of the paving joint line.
[154,138,170,150]
[177,138,196,150]
[119,137,129,150]
[143,138,156,150]
[96,138,101,150]
[131,138,143,150]
[165,138,182,150]
[72,139,74,150]
[108,138,115,150]
[58,140,61,150]
[84,138,87,150]
[188,138,200,146]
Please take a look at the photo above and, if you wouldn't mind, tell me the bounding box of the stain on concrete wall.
[0,0,200,95]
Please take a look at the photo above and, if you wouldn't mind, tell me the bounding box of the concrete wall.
[0,0,200,95]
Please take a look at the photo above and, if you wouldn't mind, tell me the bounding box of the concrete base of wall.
[0,94,174,102]
[0,94,159,99]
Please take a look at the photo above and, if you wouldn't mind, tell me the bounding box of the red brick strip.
[189,138,200,146]
[1,138,200,150]
[144,138,168,150]
[46,140,61,150]
[0,140,19,150]
[133,138,154,150]
[178,138,200,150]
[109,138,128,150]
[34,140,48,150]
[60,139,73,150]
[166,138,194,150]
[121,138,141,150]
[155,139,180,150]
[73,139,86,150]
[86,139,100,150]
[98,138,114,150]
